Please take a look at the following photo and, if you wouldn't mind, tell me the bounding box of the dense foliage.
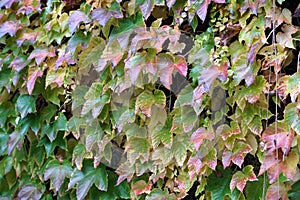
[0,0,300,199]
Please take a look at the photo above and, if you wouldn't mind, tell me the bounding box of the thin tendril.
[271,0,280,198]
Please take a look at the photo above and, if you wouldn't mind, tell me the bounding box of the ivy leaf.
[28,47,55,66]
[259,150,299,184]
[285,103,300,135]
[44,159,73,192]
[222,141,252,168]
[16,94,36,118]
[92,7,123,27]
[239,75,266,104]
[276,24,298,49]
[190,128,207,151]
[81,83,111,119]
[261,122,294,156]
[267,181,291,200]
[206,166,240,200]
[17,185,43,200]
[132,180,152,196]
[230,165,257,192]
[72,144,86,170]
[289,180,300,200]
[78,37,106,77]
[245,176,266,200]
[125,137,151,164]
[68,160,108,200]
[27,69,43,95]
[9,56,30,72]
[115,162,135,185]
[68,11,91,33]
[0,102,14,127]
[286,72,300,102]
[0,21,19,38]
[0,0,15,8]
[172,135,190,167]
[229,41,259,86]
[151,118,172,148]
[196,0,225,22]
[135,90,166,117]
[140,0,154,19]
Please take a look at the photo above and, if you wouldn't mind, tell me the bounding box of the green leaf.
[68,160,108,200]
[16,94,36,118]
[44,159,73,192]
[172,135,190,167]
[78,37,106,78]
[135,90,166,117]
[81,83,111,119]
[72,144,86,170]
[39,132,67,156]
[245,176,267,200]
[289,179,300,200]
[0,130,9,155]
[0,102,14,127]
[230,165,257,192]
[285,102,300,135]
[206,166,240,200]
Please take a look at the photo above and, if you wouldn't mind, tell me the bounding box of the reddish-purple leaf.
[230,165,257,192]
[92,8,123,27]
[157,54,174,90]
[9,57,29,72]
[28,48,55,66]
[259,150,298,184]
[17,185,43,200]
[0,0,16,8]
[116,162,135,185]
[166,0,176,8]
[68,11,91,33]
[190,128,206,151]
[261,122,294,156]
[17,0,41,15]
[17,31,38,46]
[0,21,19,38]
[222,142,252,168]
[7,130,23,155]
[197,0,211,22]
[173,56,187,77]
[27,69,43,95]
[188,154,203,179]
[247,42,260,65]
[56,51,76,69]
[266,182,291,200]
[140,0,154,20]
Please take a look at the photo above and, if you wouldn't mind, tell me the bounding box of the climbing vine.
[0,0,300,199]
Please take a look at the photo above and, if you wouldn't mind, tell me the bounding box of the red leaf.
[68,11,91,33]
[0,21,19,38]
[198,64,227,92]
[247,42,260,65]
[27,69,43,95]
[132,180,152,196]
[92,8,123,27]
